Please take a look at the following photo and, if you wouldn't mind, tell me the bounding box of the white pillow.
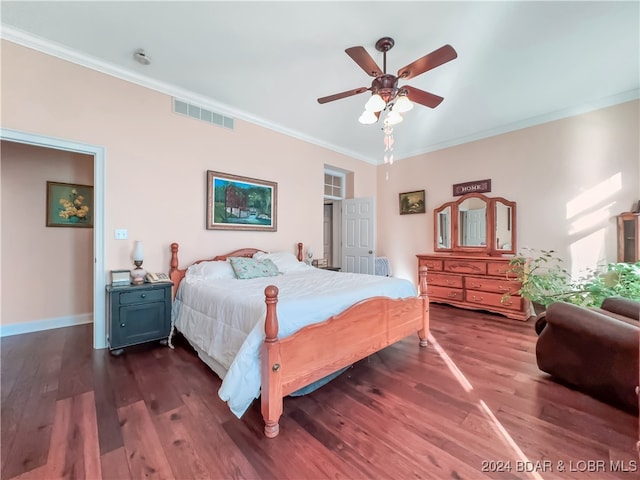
[186,260,235,280]
[253,251,309,273]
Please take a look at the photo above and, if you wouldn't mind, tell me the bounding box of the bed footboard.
[260,267,430,438]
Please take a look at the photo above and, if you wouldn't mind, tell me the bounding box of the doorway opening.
[323,167,347,269]
[0,128,106,348]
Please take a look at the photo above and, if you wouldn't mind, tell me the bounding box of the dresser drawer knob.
[140,293,146,298]
[120,322,126,328]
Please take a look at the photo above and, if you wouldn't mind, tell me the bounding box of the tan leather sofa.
[535,297,639,412]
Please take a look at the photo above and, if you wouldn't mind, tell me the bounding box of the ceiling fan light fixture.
[393,94,413,113]
[364,94,386,112]
[358,110,378,124]
[385,110,403,125]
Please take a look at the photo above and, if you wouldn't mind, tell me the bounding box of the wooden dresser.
[417,253,530,321]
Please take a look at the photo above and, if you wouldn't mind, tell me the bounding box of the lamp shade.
[364,94,386,113]
[133,241,144,262]
[393,94,414,113]
[385,110,403,125]
[358,110,378,125]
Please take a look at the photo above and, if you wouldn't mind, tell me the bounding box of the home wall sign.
[452,179,491,197]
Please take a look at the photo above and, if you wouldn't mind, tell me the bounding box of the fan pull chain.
[383,123,394,165]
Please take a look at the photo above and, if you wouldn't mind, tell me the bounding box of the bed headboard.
[169,242,304,297]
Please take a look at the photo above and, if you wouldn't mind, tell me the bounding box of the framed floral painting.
[46,181,94,227]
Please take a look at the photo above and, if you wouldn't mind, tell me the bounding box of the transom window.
[324,171,344,200]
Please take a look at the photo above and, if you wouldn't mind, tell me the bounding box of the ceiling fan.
[317,37,457,123]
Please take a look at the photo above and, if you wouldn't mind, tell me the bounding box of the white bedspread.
[172,267,417,418]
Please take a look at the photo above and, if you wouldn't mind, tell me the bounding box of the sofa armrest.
[537,301,639,412]
[534,312,547,335]
[544,302,638,344]
[601,297,640,321]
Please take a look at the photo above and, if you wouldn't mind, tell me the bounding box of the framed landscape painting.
[399,190,426,215]
[46,181,94,227]
[206,171,277,231]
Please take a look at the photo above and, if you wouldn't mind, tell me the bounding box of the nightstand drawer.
[119,288,165,305]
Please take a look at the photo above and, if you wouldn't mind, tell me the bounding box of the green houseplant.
[563,261,640,307]
[505,249,640,312]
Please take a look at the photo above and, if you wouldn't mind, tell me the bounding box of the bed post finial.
[264,285,279,341]
[418,265,430,347]
[296,243,303,262]
[262,285,282,438]
[170,243,179,271]
[418,265,428,296]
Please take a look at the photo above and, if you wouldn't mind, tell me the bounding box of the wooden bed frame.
[169,242,430,438]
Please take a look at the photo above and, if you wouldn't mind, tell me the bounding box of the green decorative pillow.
[229,257,280,279]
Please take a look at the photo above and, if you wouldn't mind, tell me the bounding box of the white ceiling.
[1,1,638,165]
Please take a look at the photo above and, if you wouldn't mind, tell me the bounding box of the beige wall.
[1,39,638,330]
[0,40,376,328]
[377,100,640,282]
[1,141,93,324]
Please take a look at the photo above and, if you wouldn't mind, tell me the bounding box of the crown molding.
[3,25,636,167]
[1,25,377,165]
[396,88,640,163]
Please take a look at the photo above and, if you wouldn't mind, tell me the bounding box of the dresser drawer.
[464,276,522,295]
[428,285,464,301]
[119,288,165,305]
[444,260,487,275]
[419,258,443,271]
[465,290,523,311]
[487,261,517,277]
[428,273,463,288]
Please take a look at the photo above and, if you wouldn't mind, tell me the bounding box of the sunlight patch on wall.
[569,229,607,277]
[568,202,616,236]
[566,173,621,219]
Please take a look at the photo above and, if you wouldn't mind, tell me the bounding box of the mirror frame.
[433,192,517,256]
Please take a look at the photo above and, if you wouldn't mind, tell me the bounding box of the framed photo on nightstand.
[111,269,131,286]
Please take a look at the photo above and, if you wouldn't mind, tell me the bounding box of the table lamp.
[131,240,146,285]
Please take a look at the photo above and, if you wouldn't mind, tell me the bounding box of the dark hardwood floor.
[2,304,638,479]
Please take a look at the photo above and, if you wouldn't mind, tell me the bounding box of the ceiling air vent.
[173,98,234,130]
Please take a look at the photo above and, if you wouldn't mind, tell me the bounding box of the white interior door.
[342,197,375,274]
[462,208,487,246]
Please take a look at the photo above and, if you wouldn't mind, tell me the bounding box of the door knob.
[369,250,373,254]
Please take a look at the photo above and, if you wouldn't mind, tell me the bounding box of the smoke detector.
[133,49,151,65]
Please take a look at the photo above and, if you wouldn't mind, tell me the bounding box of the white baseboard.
[0,313,93,337]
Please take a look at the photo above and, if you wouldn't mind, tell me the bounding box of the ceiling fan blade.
[317,87,369,104]
[345,46,383,77]
[403,85,444,108]
[397,44,457,80]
